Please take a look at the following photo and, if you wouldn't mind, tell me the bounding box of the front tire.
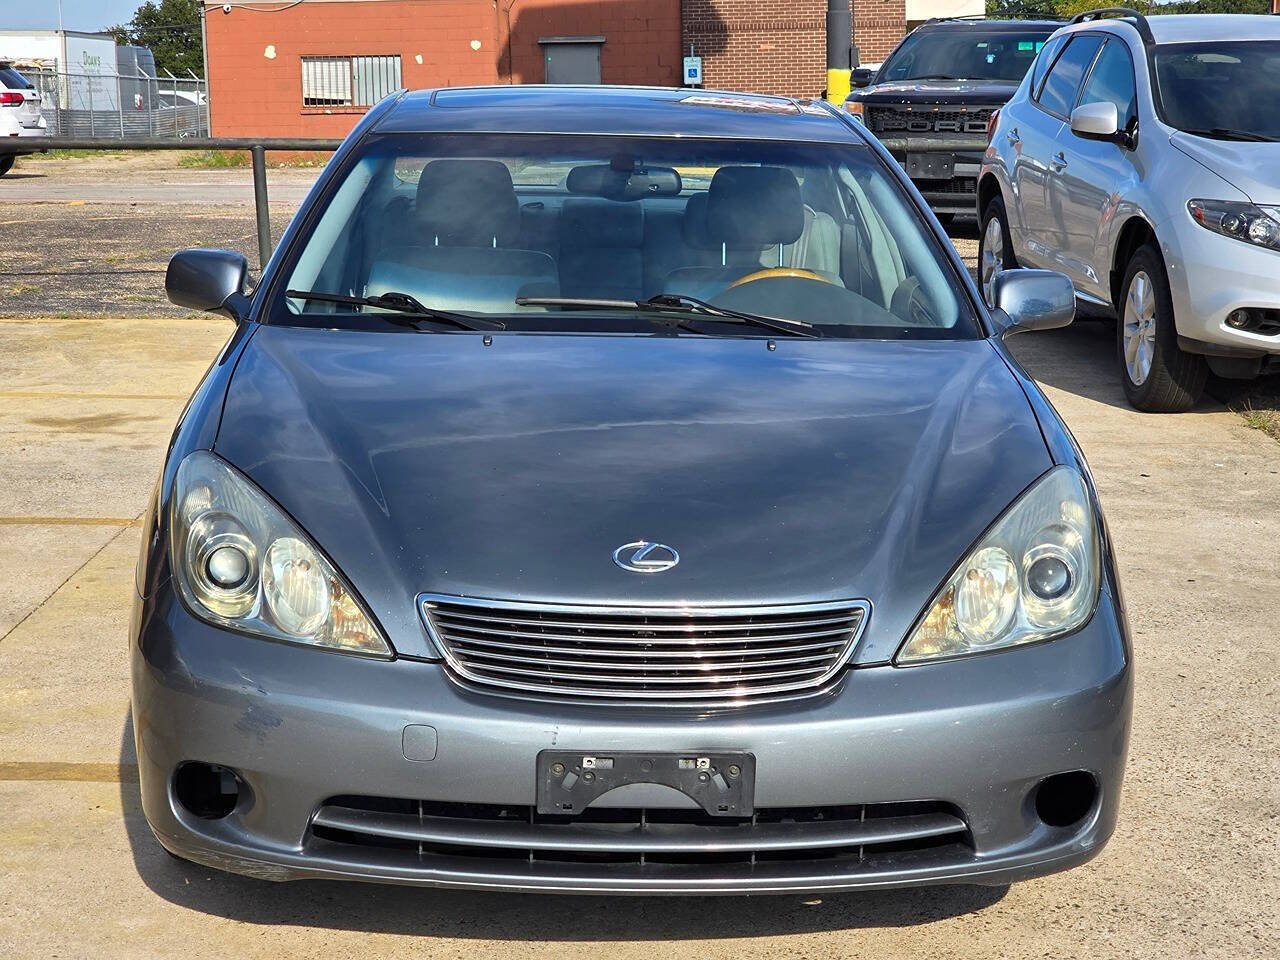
[1117,243,1205,412]
[979,195,1016,308]
[0,156,14,177]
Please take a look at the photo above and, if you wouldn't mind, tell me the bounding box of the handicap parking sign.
[683,56,703,86]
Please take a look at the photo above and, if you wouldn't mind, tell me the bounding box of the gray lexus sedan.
[133,85,1132,894]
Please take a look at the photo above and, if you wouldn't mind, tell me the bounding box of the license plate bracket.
[536,750,756,817]
[906,152,955,179]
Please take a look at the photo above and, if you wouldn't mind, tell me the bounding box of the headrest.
[705,166,805,247]
[416,159,519,246]
[682,192,714,250]
[559,198,644,247]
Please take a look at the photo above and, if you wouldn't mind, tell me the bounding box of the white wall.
[904,0,985,21]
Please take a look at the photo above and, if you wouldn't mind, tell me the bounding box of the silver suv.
[979,9,1280,411]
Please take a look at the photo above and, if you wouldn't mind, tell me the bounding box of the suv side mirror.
[990,269,1075,337]
[166,249,250,321]
[851,68,874,89]
[1070,101,1126,145]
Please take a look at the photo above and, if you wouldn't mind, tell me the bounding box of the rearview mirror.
[850,68,874,89]
[566,163,682,200]
[1070,101,1123,144]
[990,269,1074,337]
[166,249,250,321]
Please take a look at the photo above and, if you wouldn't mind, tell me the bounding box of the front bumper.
[888,148,986,217]
[131,582,1132,894]
[1162,219,1280,356]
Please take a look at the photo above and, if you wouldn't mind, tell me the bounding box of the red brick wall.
[500,0,681,86]
[681,0,905,98]
[205,0,499,137]
[204,0,903,137]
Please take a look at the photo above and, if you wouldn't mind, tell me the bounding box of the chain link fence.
[27,66,208,139]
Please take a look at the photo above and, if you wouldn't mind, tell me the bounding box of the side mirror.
[850,68,874,89]
[990,269,1075,337]
[165,248,250,321]
[1070,101,1125,145]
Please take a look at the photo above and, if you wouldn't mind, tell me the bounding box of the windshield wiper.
[513,293,820,339]
[285,289,505,331]
[1180,127,1279,143]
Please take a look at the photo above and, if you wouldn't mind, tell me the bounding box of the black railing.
[1,134,974,270]
[0,137,342,268]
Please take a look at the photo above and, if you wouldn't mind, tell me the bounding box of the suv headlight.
[1188,199,1280,250]
[170,451,391,658]
[897,467,1101,664]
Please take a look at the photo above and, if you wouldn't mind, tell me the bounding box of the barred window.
[301,55,402,108]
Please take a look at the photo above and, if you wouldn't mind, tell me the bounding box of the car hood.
[215,328,1051,662]
[851,79,1019,105]
[1170,133,1280,205]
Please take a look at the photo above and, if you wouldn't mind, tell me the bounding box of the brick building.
[204,0,912,138]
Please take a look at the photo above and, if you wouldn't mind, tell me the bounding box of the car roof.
[373,85,869,144]
[916,18,1062,31]
[1064,13,1280,45]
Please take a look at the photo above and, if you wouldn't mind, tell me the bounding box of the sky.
[0,0,147,33]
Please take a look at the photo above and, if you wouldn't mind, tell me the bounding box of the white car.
[979,10,1280,411]
[0,60,48,176]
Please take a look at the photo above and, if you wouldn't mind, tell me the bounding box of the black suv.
[845,18,1061,220]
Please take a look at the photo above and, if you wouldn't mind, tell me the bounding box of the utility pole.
[199,1,212,135]
[826,0,854,105]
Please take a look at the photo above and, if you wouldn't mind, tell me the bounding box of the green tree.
[988,0,1272,17]
[114,0,203,77]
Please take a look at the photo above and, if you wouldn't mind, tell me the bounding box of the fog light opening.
[1226,309,1253,330]
[1034,771,1098,828]
[173,762,244,820]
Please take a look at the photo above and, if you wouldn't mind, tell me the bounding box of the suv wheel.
[1117,243,1206,412]
[0,156,13,177]
[979,196,1016,308]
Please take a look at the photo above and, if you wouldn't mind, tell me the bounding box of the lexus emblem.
[613,541,679,573]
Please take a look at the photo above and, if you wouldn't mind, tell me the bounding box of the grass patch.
[179,149,329,169]
[179,150,250,169]
[1235,401,1280,443]
[27,149,125,160]
[7,283,39,296]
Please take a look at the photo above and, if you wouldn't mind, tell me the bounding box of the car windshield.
[1153,41,1280,141]
[276,133,977,339]
[879,29,1055,83]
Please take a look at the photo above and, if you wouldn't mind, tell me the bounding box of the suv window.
[1029,34,1066,97]
[1036,34,1104,118]
[1078,38,1136,125]
[0,67,34,90]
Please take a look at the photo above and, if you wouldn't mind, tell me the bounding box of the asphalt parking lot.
[1,153,1277,959]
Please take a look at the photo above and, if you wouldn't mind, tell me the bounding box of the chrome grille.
[867,104,995,136]
[420,596,869,706]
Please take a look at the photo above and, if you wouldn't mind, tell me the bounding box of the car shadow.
[118,714,1007,938]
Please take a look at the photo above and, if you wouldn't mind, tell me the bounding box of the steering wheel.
[727,267,838,290]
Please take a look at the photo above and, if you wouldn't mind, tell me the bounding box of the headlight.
[897,466,1100,664]
[1188,199,1280,251]
[170,451,391,657]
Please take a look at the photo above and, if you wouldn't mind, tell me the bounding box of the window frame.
[300,54,402,113]
[1032,33,1106,122]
